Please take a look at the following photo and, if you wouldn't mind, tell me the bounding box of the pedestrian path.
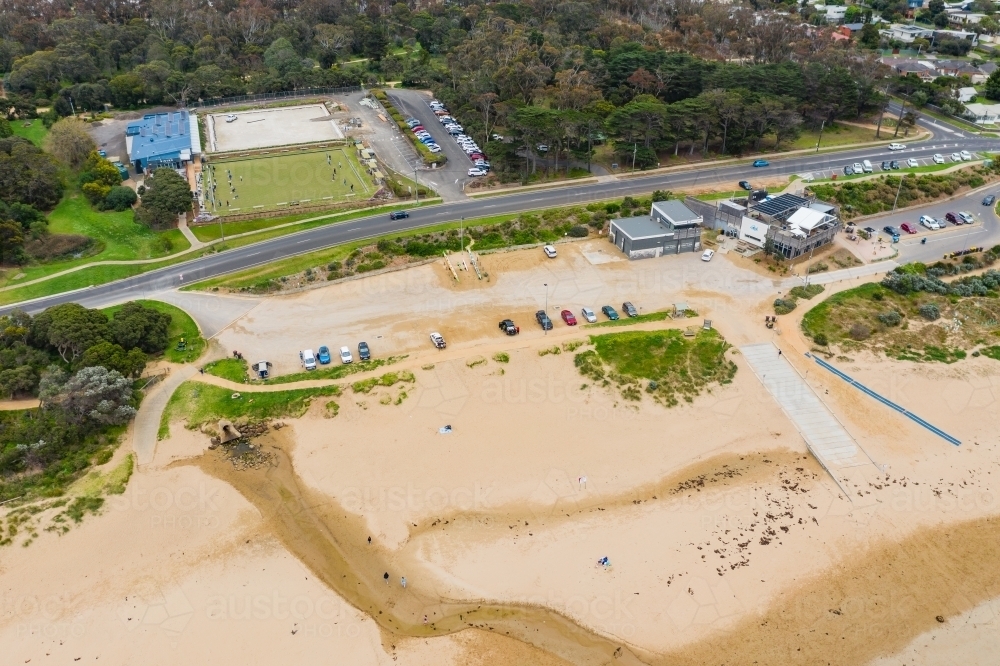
[740,343,875,473]
[132,365,197,466]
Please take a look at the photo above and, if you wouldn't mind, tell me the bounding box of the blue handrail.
[806,353,961,447]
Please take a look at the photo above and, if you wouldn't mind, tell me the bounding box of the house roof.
[786,207,829,232]
[126,110,192,163]
[980,61,998,74]
[651,200,701,226]
[612,215,674,240]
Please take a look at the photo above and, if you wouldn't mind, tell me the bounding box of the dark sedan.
[983,195,996,206]
[536,310,553,330]
[389,211,410,220]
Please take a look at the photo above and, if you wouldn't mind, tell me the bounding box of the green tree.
[105,186,137,211]
[606,94,668,149]
[0,138,64,210]
[44,118,96,169]
[859,24,881,49]
[81,341,147,378]
[80,151,122,206]
[985,70,1000,101]
[32,303,109,363]
[0,118,11,139]
[109,73,146,109]
[0,365,36,398]
[134,167,191,229]
[264,37,302,76]
[53,365,136,425]
[109,302,170,353]
[0,219,25,265]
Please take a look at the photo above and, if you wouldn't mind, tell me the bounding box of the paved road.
[5,109,1000,316]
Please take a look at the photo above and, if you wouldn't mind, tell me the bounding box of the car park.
[601,305,619,320]
[358,342,371,361]
[888,143,906,150]
[900,222,917,234]
[561,310,578,325]
[907,158,919,167]
[933,154,945,164]
[945,212,961,225]
[499,319,519,335]
[536,310,553,330]
[339,346,353,364]
[843,165,854,176]
[983,195,996,206]
[958,211,974,224]
[961,150,973,161]
[543,245,557,258]
[581,307,597,323]
[389,211,409,220]
[738,181,752,190]
[300,349,316,370]
[752,159,769,167]
[468,167,487,177]
[890,160,900,169]
[951,152,962,162]
[622,302,638,317]
[701,249,715,261]
[430,332,446,349]
[317,346,331,364]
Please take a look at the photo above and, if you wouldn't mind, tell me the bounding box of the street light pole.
[815,120,825,153]
[414,164,419,206]
[544,283,548,335]
[632,143,637,173]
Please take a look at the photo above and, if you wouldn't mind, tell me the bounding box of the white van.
[300,349,317,370]
[862,160,873,173]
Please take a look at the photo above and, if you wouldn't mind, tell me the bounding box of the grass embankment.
[807,165,998,220]
[802,261,1000,363]
[585,311,670,328]
[159,382,341,438]
[203,358,249,382]
[12,119,49,146]
[102,300,205,363]
[0,193,189,292]
[189,203,418,242]
[574,328,736,406]
[269,355,404,384]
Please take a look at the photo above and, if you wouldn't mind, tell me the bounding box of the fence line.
[186,86,363,110]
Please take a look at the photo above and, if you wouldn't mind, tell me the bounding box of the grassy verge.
[159,381,341,438]
[791,122,882,151]
[190,203,418,242]
[268,355,404,384]
[100,299,205,363]
[585,311,670,329]
[203,358,249,382]
[11,119,48,146]
[575,328,736,406]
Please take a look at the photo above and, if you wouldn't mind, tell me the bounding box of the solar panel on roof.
[752,193,809,218]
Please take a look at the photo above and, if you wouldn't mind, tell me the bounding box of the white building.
[964,102,1000,124]
[957,86,978,103]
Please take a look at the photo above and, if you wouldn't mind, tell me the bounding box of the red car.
[561,309,577,325]
[411,125,424,132]
[900,222,917,234]
[945,212,962,225]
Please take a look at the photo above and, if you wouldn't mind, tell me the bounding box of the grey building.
[609,200,702,260]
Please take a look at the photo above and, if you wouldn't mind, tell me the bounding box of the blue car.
[752,159,769,167]
[317,346,331,364]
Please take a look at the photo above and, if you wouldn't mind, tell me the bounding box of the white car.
[701,249,715,262]
[919,215,940,229]
[853,162,864,173]
[958,211,974,224]
[907,158,919,167]
[543,245,557,258]
[581,307,597,323]
[536,144,549,152]
[467,167,487,177]
[427,145,442,153]
[492,134,504,141]
[960,150,973,161]
[888,143,906,150]
[300,349,316,370]
[339,346,353,364]
[225,114,237,123]
[933,154,944,164]
[951,152,962,162]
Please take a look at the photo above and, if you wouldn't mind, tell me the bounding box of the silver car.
[581,307,597,323]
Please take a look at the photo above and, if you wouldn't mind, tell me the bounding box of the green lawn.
[203,358,249,382]
[585,311,670,328]
[792,123,883,151]
[204,148,375,217]
[102,299,206,363]
[159,381,341,438]
[12,119,48,146]
[268,355,403,384]
[0,192,190,291]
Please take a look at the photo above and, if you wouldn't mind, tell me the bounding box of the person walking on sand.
[778,349,782,356]
[423,615,427,624]
[368,536,372,544]
[400,576,406,589]
[384,572,389,585]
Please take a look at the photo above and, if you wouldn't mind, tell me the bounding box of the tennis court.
[203,147,375,216]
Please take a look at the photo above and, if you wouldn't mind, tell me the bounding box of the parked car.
[919,215,940,230]
[339,346,353,364]
[601,305,619,320]
[890,160,900,169]
[843,165,855,176]
[881,161,890,171]
[983,195,996,206]
[492,133,504,141]
[945,212,961,225]
[907,158,919,168]
[536,144,549,152]
[752,159,769,167]
[933,154,945,164]
[358,341,371,361]
[561,310,578,326]
[389,211,409,220]
[888,143,906,150]
[958,211,974,224]
[581,307,597,323]
[862,160,873,173]
[254,360,271,379]
[300,349,317,370]
[430,332,446,349]
[536,310,553,330]
[883,225,900,237]
[900,222,917,234]
[960,150,973,161]
[701,249,715,261]
[622,302,638,317]
[543,245,557,258]
[427,145,442,153]
[499,319,519,335]
[951,152,962,162]
[468,168,487,177]
[853,162,864,173]
[317,346,331,364]
[738,180,752,190]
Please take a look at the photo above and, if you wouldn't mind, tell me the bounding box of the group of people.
[232,350,244,360]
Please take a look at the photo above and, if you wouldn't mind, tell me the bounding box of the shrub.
[789,284,825,300]
[104,186,137,211]
[773,298,797,315]
[919,303,941,321]
[877,310,902,326]
[568,225,588,237]
[849,323,871,340]
[871,290,884,301]
[813,333,828,346]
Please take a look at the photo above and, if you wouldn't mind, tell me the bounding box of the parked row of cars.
[404,116,443,153]
[425,100,492,177]
[843,151,973,176]
[493,303,639,339]
[300,342,372,370]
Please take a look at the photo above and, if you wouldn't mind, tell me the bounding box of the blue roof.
[127,110,192,163]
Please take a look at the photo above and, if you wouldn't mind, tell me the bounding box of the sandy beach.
[3,239,1000,665]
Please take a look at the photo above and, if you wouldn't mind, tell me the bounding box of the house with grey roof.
[608,200,703,260]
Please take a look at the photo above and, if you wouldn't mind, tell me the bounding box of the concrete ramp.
[741,343,874,472]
